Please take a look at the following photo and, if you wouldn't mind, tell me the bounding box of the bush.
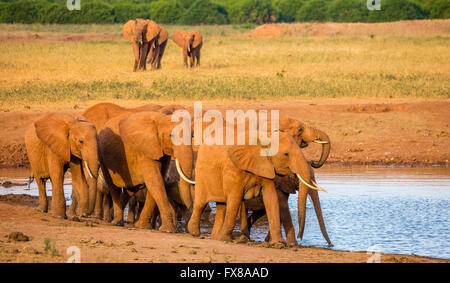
[296,0,331,22]
[271,0,305,22]
[228,0,277,24]
[327,0,368,22]
[179,0,228,25]
[368,0,428,22]
[149,0,183,23]
[424,0,450,19]
[0,0,48,23]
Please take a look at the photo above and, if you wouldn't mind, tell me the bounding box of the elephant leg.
[211,203,225,240]
[70,159,89,217]
[278,191,296,246]
[94,189,103,219]
[135,192,156,229]
[248,209,266,234]
[128,195,137,224]
[132,43,140,72]
[36,177,48,213]
[47,153,66,219]
[261,180,284,245]
[218,192,244,242]
[239,203,250,238]
[187,192,208,237]
[109,186,124,226]
[157,42,166,69]
[68,189,78,217]
[182,50,188,67]
[103,193,113,222]
[189,54,194,68]
[139,43,148,71]
[140,162,176,232]
[196,52,200,67]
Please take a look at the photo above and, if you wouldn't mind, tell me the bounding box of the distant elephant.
[123,19,162,71]
[25,113,99,219]
[171,30,203,68]
[240,170,332,246]
[188,131,322,245]
[98,111,195,232]
[147,25,168,70]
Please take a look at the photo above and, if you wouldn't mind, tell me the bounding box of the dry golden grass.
[0,20,449,110]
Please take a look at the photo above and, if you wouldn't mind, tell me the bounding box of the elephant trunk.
[297,174,310,242]
[308,188,333,246]
[83,148,99,215]
[304,125,331,168]
[174,145,194,210]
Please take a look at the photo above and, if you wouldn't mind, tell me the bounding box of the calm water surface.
[1,166,449,259]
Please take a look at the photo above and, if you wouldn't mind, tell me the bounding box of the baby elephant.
[171,30,203,68]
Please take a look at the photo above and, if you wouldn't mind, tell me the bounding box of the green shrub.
[149,0,183,23]
[179,0,228,25]
[0,0,48,24]
[271,0,305,22]
[296,0,332,22]
[228,0,277,24]
[327,0,368,22]
[368,0,427,22]
[424,0,450,19]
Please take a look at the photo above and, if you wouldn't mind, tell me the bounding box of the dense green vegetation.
[0,0,448,24]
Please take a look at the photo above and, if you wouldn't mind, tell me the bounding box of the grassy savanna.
[0,21,449,110]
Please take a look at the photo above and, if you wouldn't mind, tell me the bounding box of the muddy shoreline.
[0,198,447,263]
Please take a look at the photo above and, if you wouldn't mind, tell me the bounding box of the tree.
[296,0,331,22]
[179,0,228,25]
[228,0,277,24]
[327,0,368,22]
[368,0,427,22]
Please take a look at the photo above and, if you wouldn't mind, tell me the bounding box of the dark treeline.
[0,0,448,25]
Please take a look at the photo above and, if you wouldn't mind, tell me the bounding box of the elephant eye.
[284,152,289,156]
[79,140,84,144]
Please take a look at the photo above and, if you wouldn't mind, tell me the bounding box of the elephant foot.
[134,220,151,230]
[269,241,287,249]
[287,240,298,247]
[187,221,200,237]
[52,214,67,220]
[36,207,48,213]
[217,233,232,242]
[110,218,124,226]
[158,224,176,233]
[93,212,102,220]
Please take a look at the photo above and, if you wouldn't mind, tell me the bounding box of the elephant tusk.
[83,160,94,179]
[296,174,328,193]
[313,140,329,144]
[312,180,328,193]
[175,159,195,185]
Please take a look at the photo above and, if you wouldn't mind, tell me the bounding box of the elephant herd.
[123,18,203,71]
[25,102,333,247]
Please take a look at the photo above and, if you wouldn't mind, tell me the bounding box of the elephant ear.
[227,145,275,179]
[122,20,136,42]
[144,20,160,42]
[192,32,203,48]
[171,30,186,48]
[119,112,163,160]
[158,26,168,45]
[34,113,72,162]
